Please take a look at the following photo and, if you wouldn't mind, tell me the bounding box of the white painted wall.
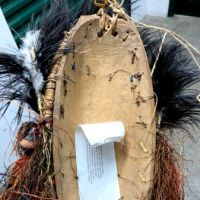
[131,0,147,21]
[131,0,170,21]
[0,8,18,174]
[146,0,170,17]
[0,8,18,54]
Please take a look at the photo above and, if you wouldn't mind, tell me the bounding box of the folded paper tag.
[75,121,125,200]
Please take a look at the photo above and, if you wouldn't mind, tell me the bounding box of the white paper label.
[75,121,125,200]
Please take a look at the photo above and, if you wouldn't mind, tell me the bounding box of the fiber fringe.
[139,27,200,200]
[0,120,56,200]
[149,132,184,200]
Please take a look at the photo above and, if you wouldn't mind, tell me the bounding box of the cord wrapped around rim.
[42,31,70,119]
[96,0,128,35]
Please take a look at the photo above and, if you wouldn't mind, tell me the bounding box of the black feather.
[139,27,200,130]
[33,0,96,80]
[0,0,97,123]
[0,53,38,123]
[35,0,200,131]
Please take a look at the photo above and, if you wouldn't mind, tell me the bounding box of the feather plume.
[33,0,95,80]
[0,53,38,123]
[139,28,200,130]
[20,30,44,95]
[0,0,89,122]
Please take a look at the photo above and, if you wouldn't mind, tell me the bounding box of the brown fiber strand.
[149,132,184,200]
[0,33,70,200]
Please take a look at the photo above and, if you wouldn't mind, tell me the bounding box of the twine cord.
[138,170,146,183]
[151,32,167,77]
[135,21,200,70]
[197,94,200,102]
[94,0,125,8]
[140,141,149,153]
[94,0,109,8]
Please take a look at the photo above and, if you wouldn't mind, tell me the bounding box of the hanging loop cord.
[94,0,124,9]
[94,0,127,36]
[94,0,109,8]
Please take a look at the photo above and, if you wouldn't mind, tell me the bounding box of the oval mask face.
[53,15,156,200]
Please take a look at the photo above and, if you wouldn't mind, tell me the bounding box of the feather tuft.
[20,30,44,95]
[0,0,96,122]
[33,0,97,80]
[0,53,38,123]
[139,28,200,131]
